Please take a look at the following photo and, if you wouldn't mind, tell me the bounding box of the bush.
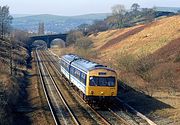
[74,37,95,59]
[174,54,180,62]
[116,52,136,72]
[75,37,93,49]
[0,81,13,125]
[66,31,83,45]
[134,56,155,80]
[161,68,177,95]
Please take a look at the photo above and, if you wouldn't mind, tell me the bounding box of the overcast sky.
[1,0,180,16]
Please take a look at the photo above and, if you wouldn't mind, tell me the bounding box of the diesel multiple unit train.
[59,54,117,103]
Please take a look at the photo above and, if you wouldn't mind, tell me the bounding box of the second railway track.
[45,48,157,125]
[40,49,138,125]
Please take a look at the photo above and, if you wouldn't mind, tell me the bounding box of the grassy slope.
[90,16,180,59]
[89,15,180,124]
[0,39,27,124]
[0,39,53,124]
[50,15,180,124]
[52,16,180,87]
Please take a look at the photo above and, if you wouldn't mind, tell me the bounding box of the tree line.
[0,6,30,125]
[65,3,178,54]
[76,3,176,35]
[65,3,159,57]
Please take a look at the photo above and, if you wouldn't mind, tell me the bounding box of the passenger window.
[80,73,86,84]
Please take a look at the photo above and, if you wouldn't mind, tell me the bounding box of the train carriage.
[60,54,117,103]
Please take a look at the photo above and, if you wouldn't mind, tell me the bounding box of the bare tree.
[142,8,155,22]
[131,3,140,12]
[111,4,126,28]
[0,6,13,39]
[75,37,94,58]
[66,30,83,45]
[75,37,93,49]
[78,23,89,34]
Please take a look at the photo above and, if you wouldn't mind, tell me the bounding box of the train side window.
[80,72,83,82]
[70,66,74,75]
[64,62,66,70]
[84,75,86,85]
[67,64,70,71]
[77,70,80,80]
[65,62,69,71]
[74,69,80,80]
[80,73,86,85]
[74,69,78,78]
[61,60,64,67]
[63,62,65,68]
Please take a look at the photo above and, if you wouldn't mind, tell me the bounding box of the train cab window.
[89,77,98,86]
[89,76,115,87]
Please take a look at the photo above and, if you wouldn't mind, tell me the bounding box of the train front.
[86,68,117,103]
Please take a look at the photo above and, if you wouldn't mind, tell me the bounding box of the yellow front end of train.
[86,68,117,97]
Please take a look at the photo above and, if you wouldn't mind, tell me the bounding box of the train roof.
[61,54,115,73]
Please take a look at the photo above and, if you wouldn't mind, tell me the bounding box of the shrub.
[116,52,136,72]
[66,31,84,45]
[134,56,155,80]
[161,68,176,95]
[74,37,95,59]
[0,81,13,125]
[75,37,93,49]
[174,54,180,62]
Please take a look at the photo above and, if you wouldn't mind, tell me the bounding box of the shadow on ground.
[13,70,32,125]
[117,80,173,115]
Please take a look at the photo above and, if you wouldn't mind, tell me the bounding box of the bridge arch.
[29,33,67,48]
[51,38,65,48]
[32,40,47,48]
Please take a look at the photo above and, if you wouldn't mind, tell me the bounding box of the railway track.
[46,48,157,125]
[40,49,135,125]
[34,49,58,125]
[37,48,117,125]
[35,48,79,125]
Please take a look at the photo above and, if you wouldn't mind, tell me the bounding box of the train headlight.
[90,90,94,95]
[111,92,114,96]
[101,92,104,95]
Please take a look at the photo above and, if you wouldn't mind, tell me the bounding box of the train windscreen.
[89,76,115,87]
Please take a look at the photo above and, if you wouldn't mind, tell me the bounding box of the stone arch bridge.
[29,33,67,48]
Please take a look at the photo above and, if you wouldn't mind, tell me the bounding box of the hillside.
[50,15,180,125]
[12,13,110,33]
[90,16,180,124]
[156,7,180,13]
[0,38,29,124]
[88,15,180,89]
[90,15,180,59]
[52,15,180,89]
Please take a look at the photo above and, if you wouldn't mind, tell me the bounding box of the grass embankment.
[0,39,53,125]
[0,39,28,124]
[50,15,180,124]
